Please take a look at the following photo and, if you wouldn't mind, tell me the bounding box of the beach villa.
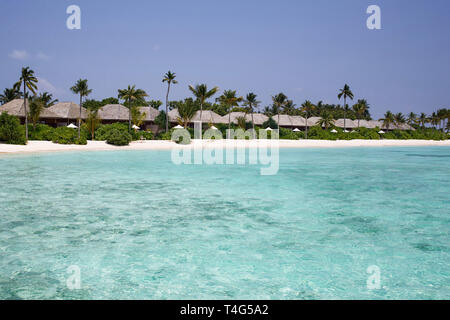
[0,99,415,132]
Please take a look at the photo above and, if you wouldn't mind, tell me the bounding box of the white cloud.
[9,50,29,60]
[36,52,50,61]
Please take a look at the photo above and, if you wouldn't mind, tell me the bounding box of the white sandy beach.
[0,139,449,155]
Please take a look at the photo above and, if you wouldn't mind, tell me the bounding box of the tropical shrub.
[52,127,87,145]
[95,123,129,141]
[28,124,56,141]
[106,129,132,146]
[0,112,26,145]
[279,127,303,140]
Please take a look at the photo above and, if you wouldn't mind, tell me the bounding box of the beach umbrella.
[210,125,218,130]
[293,128,300,132]
[265,127,273,131]
[343,129,350,133]
[331,129,338,133]
[132,125,140,130]
[378,130,385,134]
[67,123,78,129]
[174,125,184,129]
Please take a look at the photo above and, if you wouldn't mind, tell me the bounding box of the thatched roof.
[98,104,129,121]
[47,102,86,119]
[138,106,160,121]
[274,114,294,126]
[334,118,358,129]
[290,116,307,127]
[251,113,269,125]
[306,117,321,126]
[0,99,60,118]
[169,109,226,124]
[224,112,269,125]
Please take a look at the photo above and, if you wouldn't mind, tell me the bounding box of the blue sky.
[1,0,449,119]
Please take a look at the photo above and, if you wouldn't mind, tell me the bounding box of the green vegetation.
[106,129,132,146]
[118,85,148,132]
[0,112,26,145]
[52,127,87,145]
[162,71,178,132]
[14,67,38,141]
[70,79,92,139]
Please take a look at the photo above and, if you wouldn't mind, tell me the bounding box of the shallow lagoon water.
[0,147,449,299]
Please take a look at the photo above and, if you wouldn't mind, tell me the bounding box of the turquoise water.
[0,147,449,299]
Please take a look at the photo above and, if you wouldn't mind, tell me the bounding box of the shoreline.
[0,139,449,155]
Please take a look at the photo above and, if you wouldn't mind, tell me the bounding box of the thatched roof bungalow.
[334,119,358,129]
[169,109,226,124]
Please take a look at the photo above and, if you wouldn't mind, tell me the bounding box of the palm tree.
[418,113,428,129]
[14,67,38,141]
[394,113,406,128]
[217,90,243,132]
[284,100,297,115]
[300,100,315,139]
[353,99,369,127]
[162,71,178,132]
[272,93,287,129]
[118,85,148,132]
[243,93,260,138]
[318,111,335,130]
[188,84,219,131]
[236,116,247,130]
[176,98,198,128]
[430,112,440,129]
[437,108,447,132]
[407,112,417,127]
[39,92,58,107]
[86,109,101,140]
[0,87,22,105]
[28,96,44,129]
[337,84,354,132]
[70,79,92,139]
[381,111,395,131]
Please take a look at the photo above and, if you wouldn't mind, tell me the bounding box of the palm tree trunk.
[165,83,170,132]
[78,95,82,139]
[23,83,28,142]
[305,113,308,139]
[358,118,360,128]
[128,98,131,132]
[343,97,346,132]
[251,108,255,139]
[199,101,203,139]
[228,112,231,132]
[278,112,280,130]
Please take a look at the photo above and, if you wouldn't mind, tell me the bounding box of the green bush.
[106,129,132,146]
[279,127,303,140]
[0,112,27,145]
[28,124,55,141]
[95,123,129,141]
[52,127,87,145]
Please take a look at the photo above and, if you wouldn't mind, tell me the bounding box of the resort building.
[0,99,414,131]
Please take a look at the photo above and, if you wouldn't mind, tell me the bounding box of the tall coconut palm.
[338,84,354,132]
[407,112,417,127]
[418,113,428,128]
[14,67,38,141]
[430,112,440,129]
[300,100,315,139]
[284,100,297,116]
[86,109,101,140]
[0,87,22,105]
[243,93,260,137]
[118,85,148,132]
[381,111,395,131]
[70,79,92,139]
[217,90,243,132]
[318,111,335,130]
[162,71,178,132]
[188,84,219,132]
[353,99,369,127]
[272,93,287,129]
[28,96,44,129]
